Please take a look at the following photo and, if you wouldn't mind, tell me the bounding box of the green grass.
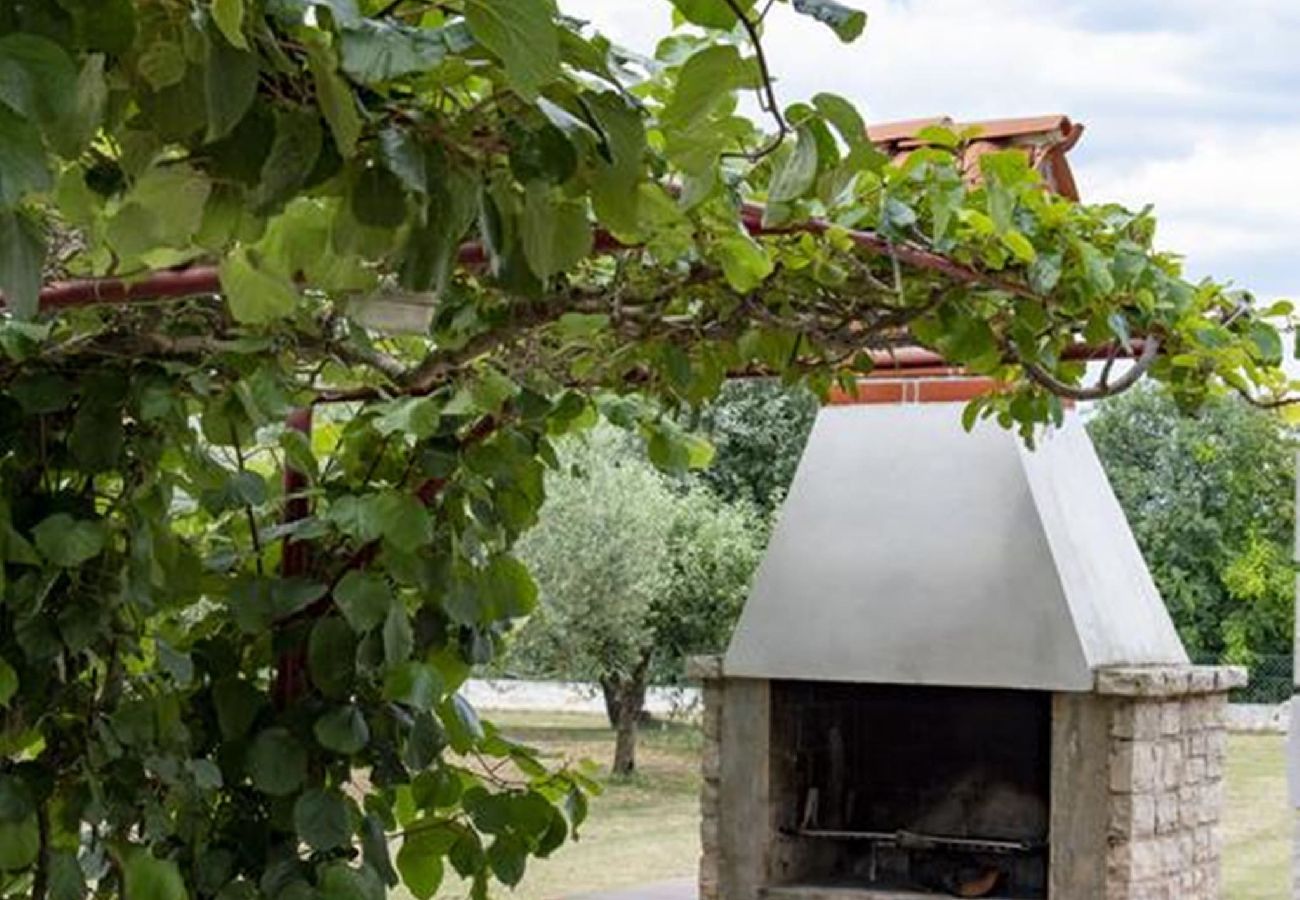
[431,714,1289,900]
[1224,734,1288,900]
[432,711,702,900]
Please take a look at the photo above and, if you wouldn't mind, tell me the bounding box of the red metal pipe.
[273,407,315,709]
[29,206,1022,312]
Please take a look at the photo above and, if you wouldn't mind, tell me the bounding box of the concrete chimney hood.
[724,401,1188,692]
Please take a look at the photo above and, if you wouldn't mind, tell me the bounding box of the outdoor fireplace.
[769,683,1051,898]
[693,385,1244,900]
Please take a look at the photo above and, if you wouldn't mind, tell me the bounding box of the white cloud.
[559,0,1300,299]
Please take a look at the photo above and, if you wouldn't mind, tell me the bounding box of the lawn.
[436,713,1289,899]
[1223,734,1289,900]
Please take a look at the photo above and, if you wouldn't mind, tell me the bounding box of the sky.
[561,0,1300,303]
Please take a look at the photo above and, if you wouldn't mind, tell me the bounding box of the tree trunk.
[602,653,652,776]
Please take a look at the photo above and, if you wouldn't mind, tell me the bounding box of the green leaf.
[212,0,249,50]
[0,106,51,207]
[440,694,483,752]
[661,45,754,133]
[0,658,16,708]
[106,163,212,256]
[137,41,187,91]
[398,162,477,293]
[318,863,384,900]
[0,816,37,869]
[487,834,526,887]
[362,814,400,887]
[253,109,323,213]
[379,129,427,195]
[397,831,446,900]
[246,727,308,796]
[212,677,264,740]
[0,209,44,318]
[483,555,537,618]
[556,312,609,341]
[309,617,358,699]
[383,661,441,709]
[120,850,187,900]
[1077,242,1115,296]
[669,0,756,28]
[1001,229,1037,264]
[294,788,353,851]
[521,182,592,280]
[792,0,867,41]
[0,34,76,123]
[47,54,107,154]
[465,0,559,100]
[33,514,105,567]
[308,42,362,157]
[714,233,773,293]
[813,93,866,148]
[769,124,819,202]
[383,601,414,667]
[1248,320,1284,365]
[374,397,440,440]
[335,571,393,632]
[587,92,646,235]
[48,851,85,900]
[340,20,448,84]
[219,248,300,324]
[204,34,258,142]
[351,164,407,228]
[373,492,432,553]
[315,705,370,754]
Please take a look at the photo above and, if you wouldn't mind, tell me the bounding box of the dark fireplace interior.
[768,681,1051,899]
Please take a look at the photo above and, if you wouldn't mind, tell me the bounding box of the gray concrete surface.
[725,405,1185,691]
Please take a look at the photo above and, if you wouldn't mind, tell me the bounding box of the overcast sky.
[563,0,1300,303]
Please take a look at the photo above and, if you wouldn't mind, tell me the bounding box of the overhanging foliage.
[0,0,1293,899]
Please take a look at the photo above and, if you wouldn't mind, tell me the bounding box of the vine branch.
[719,0,789,162]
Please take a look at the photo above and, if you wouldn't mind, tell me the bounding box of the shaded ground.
[428,713,1286,899]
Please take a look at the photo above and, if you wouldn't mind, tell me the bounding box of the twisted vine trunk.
[600,652,652,776]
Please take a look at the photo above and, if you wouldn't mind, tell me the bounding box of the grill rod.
[791,828,1039,856]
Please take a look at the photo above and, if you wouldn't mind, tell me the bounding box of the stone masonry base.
[691,658,1244,900]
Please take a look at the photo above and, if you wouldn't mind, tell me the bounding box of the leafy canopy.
[1090,387,1295,665]
[0,0,1293,898]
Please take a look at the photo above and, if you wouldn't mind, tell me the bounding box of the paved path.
[567,877,697,900]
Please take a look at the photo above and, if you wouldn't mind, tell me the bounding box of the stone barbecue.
[693,382,1245,900]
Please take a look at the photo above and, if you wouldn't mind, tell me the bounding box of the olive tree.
[510,427,764,775]
[0,0,1292,897]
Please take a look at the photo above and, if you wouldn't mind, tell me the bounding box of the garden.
[0,0,1295,899]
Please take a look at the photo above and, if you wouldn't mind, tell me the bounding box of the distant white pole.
[1291,450,1300,899]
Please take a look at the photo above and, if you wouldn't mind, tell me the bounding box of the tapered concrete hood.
[724,403,1188,691]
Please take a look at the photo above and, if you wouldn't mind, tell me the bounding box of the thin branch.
[1231,385,1300,409]
[1019,336,1160,401]
[718,0,789,163]
[230,426,265,577]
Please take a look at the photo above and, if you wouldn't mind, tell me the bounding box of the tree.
[693,379,818,513]
[1089,387,1295,663]
[0,0,1292,897]
[510,427,764,774]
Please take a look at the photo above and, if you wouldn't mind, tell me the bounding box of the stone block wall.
[1098,666,1245,900]
[690,656,723,900]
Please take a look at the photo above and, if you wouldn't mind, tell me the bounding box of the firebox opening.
[767,682,1051,899]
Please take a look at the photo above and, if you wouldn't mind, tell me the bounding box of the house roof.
[868,114,1084,200]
